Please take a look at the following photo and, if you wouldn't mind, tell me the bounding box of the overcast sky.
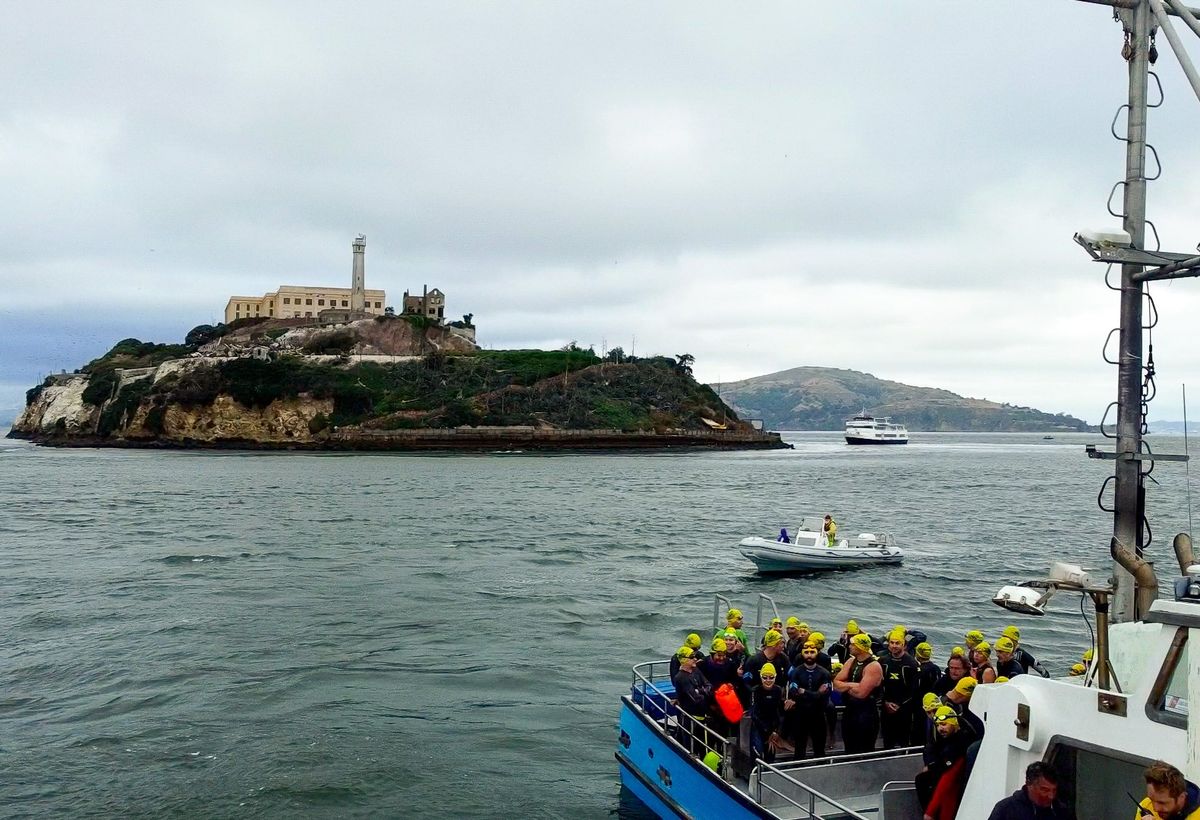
[5,1,1200,426]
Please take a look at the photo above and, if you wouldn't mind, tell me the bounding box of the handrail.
[630,660,732,777]
[751,758,871,820]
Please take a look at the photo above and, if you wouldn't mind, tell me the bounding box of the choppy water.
[0,432,1195,818]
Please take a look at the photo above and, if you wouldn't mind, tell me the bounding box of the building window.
[304,298,311,305]
[375,301,382,308]
[341,300,348,307]
[305,311,312,317]
[318,299,325,306]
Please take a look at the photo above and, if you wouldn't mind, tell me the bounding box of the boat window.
[1148,628,1188,728]
[1048,740,1154,820]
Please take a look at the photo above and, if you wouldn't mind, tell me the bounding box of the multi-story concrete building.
[402,286,445,322]
[223,235,385,323]
[224,286,386,323]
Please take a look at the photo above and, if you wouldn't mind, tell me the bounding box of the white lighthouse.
[350,234,366,312]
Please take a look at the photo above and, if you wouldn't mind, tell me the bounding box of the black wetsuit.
[669,649,705,682]
[743,649,790,690]
[828,639,852,664]
[840,654,882,754]
[1013,646,1049,677]
[943,696,984,741]
[787,662,832,759]
[932,673,962,697]
[996,657,1024,679]
[877,650,919,749]
[749,683,786,763]
[912,659,942,743]
[672,666,713,754]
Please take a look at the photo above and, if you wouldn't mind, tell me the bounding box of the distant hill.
[1147,421,1200,434]
[715,367,1094,432]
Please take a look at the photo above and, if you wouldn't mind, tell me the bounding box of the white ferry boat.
[844,414,909,445]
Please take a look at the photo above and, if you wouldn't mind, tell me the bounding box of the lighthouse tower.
[350,234,366,312]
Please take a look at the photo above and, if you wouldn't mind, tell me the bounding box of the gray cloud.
[4,2,1200,425]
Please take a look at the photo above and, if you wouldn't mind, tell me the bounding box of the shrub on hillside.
[82,370,119,405]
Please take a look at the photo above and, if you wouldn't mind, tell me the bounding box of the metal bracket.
[1085,445,1189,462]
[1014,703,1030,741]
[1098,692,1128,716]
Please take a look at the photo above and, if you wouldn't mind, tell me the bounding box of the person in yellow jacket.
[1136,760,1200,819]
[823,515,838,547]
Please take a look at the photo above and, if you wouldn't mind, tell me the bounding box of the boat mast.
[1077,0,1200,621]
[1112,0,1153,623]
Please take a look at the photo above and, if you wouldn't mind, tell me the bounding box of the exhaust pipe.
[1173,532,1196,575]
[1111,537,1158,619]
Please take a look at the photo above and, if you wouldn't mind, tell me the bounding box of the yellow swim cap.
[1002,625,1021,641]
[1083,648,1094,662]
[934,705,959,724]
[675,646,694,661]
[711,638,728,653]
[809,631,826,647]
[727,608,743,622]
[685,633,702,650]
[786,616,801,628]
[846,619,860,635]
[761,662,777,677]
[831,660,843,672]
[915,642,933,659]
[770,618,783,628]
[965,630,984,645]
[922,692,940,711]
[850,633,872,651]
[995,676,1010,684]
[797,622,810,630]
[763,629,783,647]
[1070,663,1086,676]
[951,646,965,657]
[995,636,1016,653]
[974,641,991,656]
[954,677,978,696]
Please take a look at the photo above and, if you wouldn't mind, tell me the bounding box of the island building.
[402,286,445,322]
[223,235,386,323]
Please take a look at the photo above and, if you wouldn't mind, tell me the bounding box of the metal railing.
[630,660,734,780]
[751,758,871,820]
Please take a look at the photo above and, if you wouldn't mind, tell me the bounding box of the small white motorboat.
[738,516,902,572]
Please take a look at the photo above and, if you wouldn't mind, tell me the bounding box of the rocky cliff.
[12,335,785,451]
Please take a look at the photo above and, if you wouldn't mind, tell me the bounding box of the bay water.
[0,432,1193,818]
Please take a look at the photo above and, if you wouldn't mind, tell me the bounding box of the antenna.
[1186,384,1194,538]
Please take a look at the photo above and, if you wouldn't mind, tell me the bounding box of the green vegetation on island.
[13,320,775,450]
[718,366,1093,432]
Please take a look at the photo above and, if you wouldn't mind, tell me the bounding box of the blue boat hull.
[616,696,774,820]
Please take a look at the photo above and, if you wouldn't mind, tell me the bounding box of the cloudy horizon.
[5,2,1200,427]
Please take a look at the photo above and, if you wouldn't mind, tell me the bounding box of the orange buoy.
[714,683,743,723]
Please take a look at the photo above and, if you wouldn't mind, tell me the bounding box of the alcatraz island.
[9,236,785,452]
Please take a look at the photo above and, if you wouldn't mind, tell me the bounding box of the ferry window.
[1048,741,1151,820]
[1149,628,1188,728]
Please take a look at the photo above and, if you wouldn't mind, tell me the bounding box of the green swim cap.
[702,751,721,772]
